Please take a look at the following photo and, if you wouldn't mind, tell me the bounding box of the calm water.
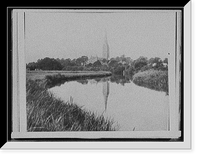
[48,76,169,131]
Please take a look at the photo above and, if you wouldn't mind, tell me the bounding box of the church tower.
[102,30,109,60]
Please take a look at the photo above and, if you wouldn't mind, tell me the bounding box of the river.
[48,75,169,131]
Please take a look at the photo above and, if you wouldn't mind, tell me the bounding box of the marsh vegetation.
[26,79,116,131]
[132,70,168,94]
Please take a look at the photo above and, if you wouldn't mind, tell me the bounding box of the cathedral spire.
[102,29,109,60]
[104,29,107,42]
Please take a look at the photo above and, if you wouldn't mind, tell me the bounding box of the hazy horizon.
[25,11,176,63]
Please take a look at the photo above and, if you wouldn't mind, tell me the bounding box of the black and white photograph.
[5,3,192,150]
[15,9,181,135]
[24,10,174,132]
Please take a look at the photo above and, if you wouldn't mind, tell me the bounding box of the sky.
[25,10,176,63]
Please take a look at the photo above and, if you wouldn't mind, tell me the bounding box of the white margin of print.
[4,2,191,149]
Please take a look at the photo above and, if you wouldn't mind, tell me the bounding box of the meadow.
[27,70,111,80]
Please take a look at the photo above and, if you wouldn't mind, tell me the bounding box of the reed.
[132,69,168,94]
[26,79,116,131]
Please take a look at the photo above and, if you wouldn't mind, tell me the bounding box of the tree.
[134,56,148,70]
[115,56,120,62]
[76,56,88,66]
[126,66,135,75]
[113,65,125,75]
[162,58,168,70]
[37,57,63,70]
[26,62,37,70]
[75,58,82,66]
[93,60,102,67]
[149,57,163,69]
[148,57,168,70]
[120,54,126,62]
[102,58,107,63]
[86,63,93,67]
[163,58,168,64]
[125,57,132,64]
[108,59,118,68]
[80,56,88,66]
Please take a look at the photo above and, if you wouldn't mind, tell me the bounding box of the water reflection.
[89,75,133,86]
[109,75,132,86]
[103,81,109,111]
[75,75,129,112]
[47,74,168,96]
[76,79,89,85]
[46,74,133,88]
[49,75,169,131]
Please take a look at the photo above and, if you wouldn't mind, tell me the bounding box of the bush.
[113,66,125,75]
[132,70,168,94]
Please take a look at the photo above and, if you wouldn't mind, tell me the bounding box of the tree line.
[26,55,168,75]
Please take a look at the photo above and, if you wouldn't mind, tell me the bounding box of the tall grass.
[26,79,116,131]
[132,69,168,94]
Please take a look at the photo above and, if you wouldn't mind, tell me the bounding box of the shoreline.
[26,79,116,131]
[27,70,112,80]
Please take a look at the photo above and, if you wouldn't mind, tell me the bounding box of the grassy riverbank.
[132,69,168,94]
[26,79,115,131]
[27,70,111,80]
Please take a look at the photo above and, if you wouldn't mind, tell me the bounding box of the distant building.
[163,63,168,67]
[152,63,157,67]
[86,55,99,64]
[86,30,110,65]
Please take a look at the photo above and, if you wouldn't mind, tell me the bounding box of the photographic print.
[9,6,191,145]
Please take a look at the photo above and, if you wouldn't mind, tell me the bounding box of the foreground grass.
[132,69,168,94]
[26,79,116,131]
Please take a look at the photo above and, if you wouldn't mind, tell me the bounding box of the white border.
[4,3,191,149]
[12,9,20,133]
[1,141,190,150]
[14,9,182,13]
[11,131,181,139]
[11,10,181,138]
[183,1,191,147]
[17,11,27,133]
